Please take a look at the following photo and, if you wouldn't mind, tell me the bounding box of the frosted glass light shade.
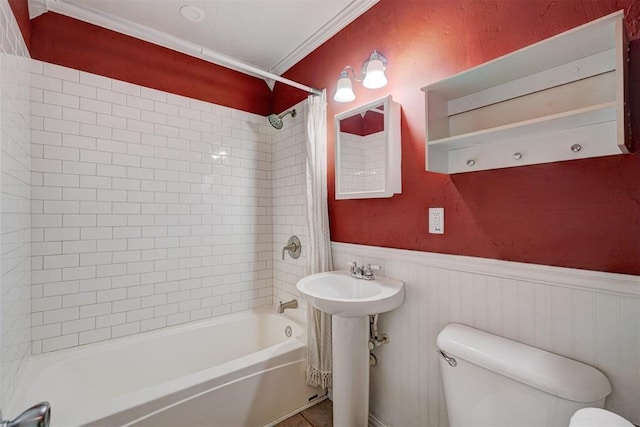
[363,58,387,89]
[334,72,355,102]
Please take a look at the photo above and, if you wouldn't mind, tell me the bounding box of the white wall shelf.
[422,10,630,174]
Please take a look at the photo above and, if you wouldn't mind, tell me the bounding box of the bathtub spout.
[278,299,298,313]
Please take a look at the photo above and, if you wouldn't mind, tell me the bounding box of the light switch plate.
[429,207,444,234]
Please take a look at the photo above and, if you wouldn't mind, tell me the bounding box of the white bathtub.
[8,307,323,426]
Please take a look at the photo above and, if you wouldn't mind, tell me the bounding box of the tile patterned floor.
[275,398,332,427]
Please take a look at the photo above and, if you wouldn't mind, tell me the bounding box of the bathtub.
[8,307,323,426]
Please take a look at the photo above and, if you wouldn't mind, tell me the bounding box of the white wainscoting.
[331,243,640,427]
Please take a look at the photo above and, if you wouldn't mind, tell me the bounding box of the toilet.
[437,324,612,427]
[569,408,634,427]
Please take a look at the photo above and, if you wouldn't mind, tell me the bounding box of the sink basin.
[296,270,404,317]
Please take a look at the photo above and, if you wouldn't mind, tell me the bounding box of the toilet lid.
[569,408,634,427]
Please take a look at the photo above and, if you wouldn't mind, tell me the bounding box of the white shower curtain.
[304,89,333,389]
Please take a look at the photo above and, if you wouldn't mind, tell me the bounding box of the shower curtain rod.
[40,0,323,97]
[201,48,322,96]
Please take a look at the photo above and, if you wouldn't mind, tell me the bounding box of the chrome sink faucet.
[349,262,380,280]
[349,261,363,278]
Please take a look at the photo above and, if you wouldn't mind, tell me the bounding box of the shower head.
[267,109,297,129]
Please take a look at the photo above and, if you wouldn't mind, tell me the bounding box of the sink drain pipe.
[369,314,390,367]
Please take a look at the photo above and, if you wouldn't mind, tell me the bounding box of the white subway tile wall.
[0,0,31,408]
[271,101,309,307]
[30,60,277,354]
[333,243,640,426]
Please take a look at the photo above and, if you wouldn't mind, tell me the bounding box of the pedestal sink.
[296,270,404,426]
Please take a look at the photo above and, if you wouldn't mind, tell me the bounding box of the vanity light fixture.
[334,70,356,102]
[333,50,388,102]
[362,51,388,89]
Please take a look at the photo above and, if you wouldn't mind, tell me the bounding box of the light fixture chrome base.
[333,50,389,102]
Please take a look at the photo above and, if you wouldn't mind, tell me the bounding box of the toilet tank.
[437,324,611,427]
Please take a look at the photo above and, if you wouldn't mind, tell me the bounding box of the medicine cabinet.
[335,95,401,199]
[422,10,630,174]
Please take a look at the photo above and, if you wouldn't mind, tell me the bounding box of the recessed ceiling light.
[179,5,205,22]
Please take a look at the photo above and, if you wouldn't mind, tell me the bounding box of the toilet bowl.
[437,323,612,427]
[569,408,634,427]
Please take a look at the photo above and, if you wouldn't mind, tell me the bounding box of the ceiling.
[28,0,378,80]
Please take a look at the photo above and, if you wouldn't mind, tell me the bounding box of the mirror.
[335,95,401,199]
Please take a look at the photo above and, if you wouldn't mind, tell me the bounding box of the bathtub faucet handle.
[282,236,301,260]
[0,402,51,427]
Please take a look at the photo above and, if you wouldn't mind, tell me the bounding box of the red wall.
[9,0,640,275]
[274,0,640,275]
[27,11,272,116]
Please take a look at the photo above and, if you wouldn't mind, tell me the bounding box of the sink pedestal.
[332,316,370,427]
[295,271,404,427]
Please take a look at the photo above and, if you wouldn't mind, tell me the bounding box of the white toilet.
[437,323,612,427]
[569,408,635,427]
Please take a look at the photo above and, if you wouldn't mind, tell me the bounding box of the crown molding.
[41,0,218,64]
[269,0,380,75]
[34,0,325,94]
[34,0,377,81]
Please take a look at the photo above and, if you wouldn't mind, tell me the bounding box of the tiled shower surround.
[271,103,308,306]
[0,0,32,408]
[28,61,298,354]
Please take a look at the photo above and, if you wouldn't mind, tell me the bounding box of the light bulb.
[362,58,387,89]
[333,71,355,102]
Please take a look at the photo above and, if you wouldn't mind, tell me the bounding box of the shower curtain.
[304,90,333,388]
